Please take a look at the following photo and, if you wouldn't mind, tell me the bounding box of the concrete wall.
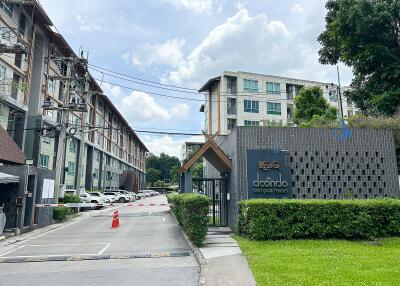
[0,166,55,230]
[205,127,400,228]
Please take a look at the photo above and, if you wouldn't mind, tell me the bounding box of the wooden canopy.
[179,133,232,174]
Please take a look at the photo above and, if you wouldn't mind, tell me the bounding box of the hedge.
[53,206,72,221]
[238,199,400,240]
[167,193,211,246]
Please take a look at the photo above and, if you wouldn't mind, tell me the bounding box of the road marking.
[97,243,111,255]
[0,245,25,257]
[26,243,109,247]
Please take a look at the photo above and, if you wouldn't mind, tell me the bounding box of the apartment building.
[199,71,359,135]
[0,1,147,233]
[181,141,204,163]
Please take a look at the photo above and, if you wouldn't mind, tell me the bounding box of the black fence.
[192,178,228,226]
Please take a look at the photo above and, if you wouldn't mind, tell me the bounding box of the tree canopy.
[146,153,180,186]
[318,0,400,116]
[292,86,338,126]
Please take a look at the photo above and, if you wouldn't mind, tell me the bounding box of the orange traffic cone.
[111,210,120,228]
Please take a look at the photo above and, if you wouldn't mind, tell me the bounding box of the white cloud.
[76,14,104,32]
[119,91,171,123]
[291,4,305,14]
[235,0,247,10]
[170,103,190,119]
[162,0,223,14]
[160,9,349,88]
[128,39,185,69]
[101,83,122,98]
[141,135,184,158]
[118,91,190,124]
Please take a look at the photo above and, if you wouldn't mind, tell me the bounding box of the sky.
[39,0,353,159]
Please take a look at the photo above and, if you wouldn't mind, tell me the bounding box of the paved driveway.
[0,195,199,286]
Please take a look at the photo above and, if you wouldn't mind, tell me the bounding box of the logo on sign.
[247,149,292,198]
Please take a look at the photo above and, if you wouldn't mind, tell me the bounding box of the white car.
[104,191,130,203]
[116,190,136,202]
[89,192,111,204]
[79,190,108,207]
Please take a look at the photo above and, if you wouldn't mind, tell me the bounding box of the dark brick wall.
[205,127,400,228]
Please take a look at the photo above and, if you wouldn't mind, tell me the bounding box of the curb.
[169,210,207,286]
[0,251,191,264]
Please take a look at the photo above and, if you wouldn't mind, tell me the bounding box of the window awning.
[0,172,19,184]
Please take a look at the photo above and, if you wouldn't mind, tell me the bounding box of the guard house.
[180,127,400,229]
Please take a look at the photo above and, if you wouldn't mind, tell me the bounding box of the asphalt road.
[0,195,200,286]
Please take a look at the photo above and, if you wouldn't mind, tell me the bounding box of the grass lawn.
[234,235,400,286]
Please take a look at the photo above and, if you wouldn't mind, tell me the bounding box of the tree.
[292,86,338,125]
[318,0,400,116]
[145,153,180,186]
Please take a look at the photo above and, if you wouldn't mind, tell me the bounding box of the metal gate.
[192,178,228,226]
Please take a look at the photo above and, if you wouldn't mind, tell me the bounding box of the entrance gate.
[192,178,228,227]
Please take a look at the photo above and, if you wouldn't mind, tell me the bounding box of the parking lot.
[0,195,200,286]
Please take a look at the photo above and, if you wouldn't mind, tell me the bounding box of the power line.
[94,78,206,102]
[90,66,200,95]
[89,63,198,92]
[94,78,340,105]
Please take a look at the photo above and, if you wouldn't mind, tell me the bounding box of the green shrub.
[238,199,400,240]
[63,194,81,203]
[53,206,72,221]
[168,193,211,246]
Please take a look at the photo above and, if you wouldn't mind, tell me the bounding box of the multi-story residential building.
[0,1,148,233]
[199,71,359,135]
[181,141,204,163]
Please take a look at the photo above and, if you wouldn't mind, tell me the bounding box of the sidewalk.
[199,227,256,286]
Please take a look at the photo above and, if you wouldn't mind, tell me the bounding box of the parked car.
[103,191,130,203]
[79,190,108,208]
[135,192,146,200]
[89,192,111,204]
[115,190,136,202]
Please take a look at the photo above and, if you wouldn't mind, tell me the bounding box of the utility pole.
[53,60,72,203]
[75,68,90,194]
[337,65,344,119]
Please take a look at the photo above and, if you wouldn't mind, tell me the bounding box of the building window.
[244,100,259,113]
[14,54,22,69]
[39,154,49,168]
[227,77,237,95]
[48,78,56,94]
[266,82,280,94]
[1,3,13,18]
[1,29,10,42]
[67,161,76,176]
[227,98,236,115]
[329,90,338,102]
[244,120,259,126]
[18,12,26,36]
[95,150,101,162]
[93,168,99,179]
[69,138,78,153]
[11,73,19,99]
[267,102,282,115]
[0,65,6,93]
[227,118,236,130]
[243,79,258,92]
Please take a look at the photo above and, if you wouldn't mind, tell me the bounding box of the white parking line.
[1,254,95,259]
[27,243,109,247]
[0,245,25,257]
[97,243,111,255]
